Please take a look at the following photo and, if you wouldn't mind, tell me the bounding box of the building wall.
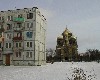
[0,7,46,66]
[35,9,46,65]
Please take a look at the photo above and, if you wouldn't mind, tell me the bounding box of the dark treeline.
[46,49,100,63]
[46,48,56,63]
[78,49,100,62]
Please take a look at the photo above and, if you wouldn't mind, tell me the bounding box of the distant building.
[56,28,78,61]
[0,7,47,66]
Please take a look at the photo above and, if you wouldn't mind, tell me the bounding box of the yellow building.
[56,28,78,61]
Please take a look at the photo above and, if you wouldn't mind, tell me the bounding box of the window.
[16,43,18,48]
[0,43,1,48]
[27,13,33,19]
[26,32,33,38]
[16,52,18,57]
[9,43,11,48]
[6,33,11,39]
[2,16,4,20]
[0,16,4,20]
[30,42,32,47]
[26,32,29,37]
[6,34,9,38]
[0,52,1,57]
[16,32,22,37]
[0,24,3,28]
[6,43,8,48]
[16,42,21,47]
[17,23,22,28]
[27,42,32,47]
[30,23,33,28]
[18,14,23,18]
[7,24,12,30]
[8,16,13,21]
[27,23,33,28]
[0,17,1,20]
[27,42,29,47]
[9,34,11,39]
[26,52,32,58]
[6,43,11,48]
[16,52,21,57]
[19,52,21,57]
[19,43,21,47]
[8,16,10,21]
[27,23,29,28]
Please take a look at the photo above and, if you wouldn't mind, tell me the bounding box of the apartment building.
[0,7,47,66]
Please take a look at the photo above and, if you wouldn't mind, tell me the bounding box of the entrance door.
[6,54,10,66]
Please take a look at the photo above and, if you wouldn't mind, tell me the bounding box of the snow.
[0,62,100,80]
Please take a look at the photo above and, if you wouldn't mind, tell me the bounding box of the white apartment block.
[0,7,47,66]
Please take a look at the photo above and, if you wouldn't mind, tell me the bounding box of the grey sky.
[0,0,100,53]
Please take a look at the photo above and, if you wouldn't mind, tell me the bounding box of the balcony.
[13,27,24,32]
[4,29,12,32]
[12,37,23,41]
[13,17,24,22]
[13,47,23,51]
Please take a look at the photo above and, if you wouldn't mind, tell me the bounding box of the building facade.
[0,7,47,66]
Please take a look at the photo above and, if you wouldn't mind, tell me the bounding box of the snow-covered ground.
[0,62,100,80]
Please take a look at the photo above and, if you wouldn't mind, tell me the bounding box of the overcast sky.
[0,0,100,53]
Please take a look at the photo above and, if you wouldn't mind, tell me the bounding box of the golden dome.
[62,28,71,36]
[57,35,63,39]
[71,35,77,40]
